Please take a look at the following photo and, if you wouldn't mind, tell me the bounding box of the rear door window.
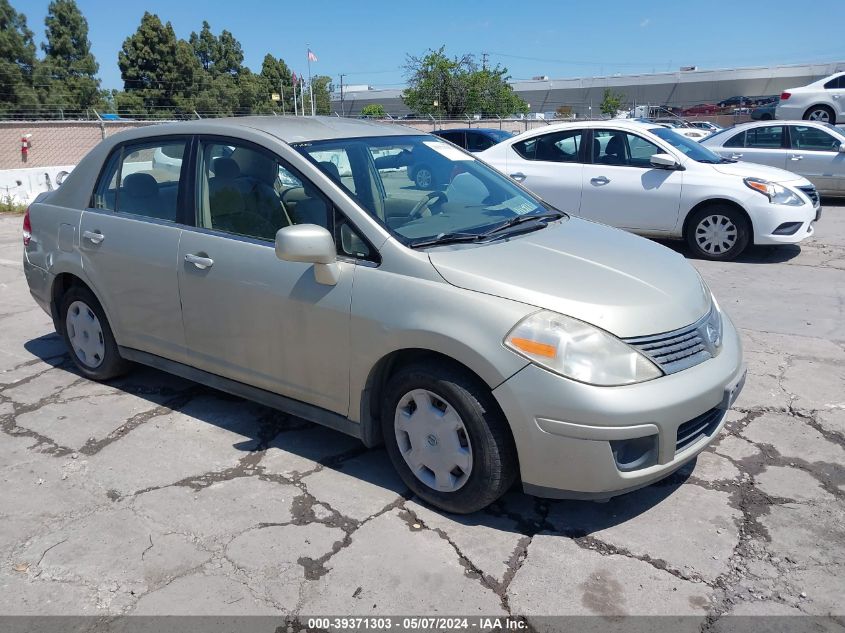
[513,129,583,162]
[93,139,187,222]
[724,132,745,148]
[744,126,784,149]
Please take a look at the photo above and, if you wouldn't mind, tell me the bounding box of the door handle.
[590,176,610,185]
[509,172,527,182]
[730,153,743,160]
[790,155,803,161]
[82,230,104,244]
[185,253,214,269]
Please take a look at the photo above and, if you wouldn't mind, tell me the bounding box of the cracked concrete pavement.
[1,205,844,626]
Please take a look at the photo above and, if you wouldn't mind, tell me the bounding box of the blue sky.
[19,0,845,91]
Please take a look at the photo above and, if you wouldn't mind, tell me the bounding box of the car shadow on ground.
[656,239,804,264]
[21,332,691,537]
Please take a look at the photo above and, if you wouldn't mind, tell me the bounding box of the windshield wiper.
[481,211,565,237]
[409,232,485,249]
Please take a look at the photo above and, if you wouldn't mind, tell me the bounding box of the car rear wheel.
[686,205,750,261]
[60,285,129,380]
[381,360,518,514]
[804,105,835,124]
[414,166,434,189]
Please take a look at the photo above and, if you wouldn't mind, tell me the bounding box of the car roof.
[104,116,424,145]
[435,128,504,134]
[718,119,839,133]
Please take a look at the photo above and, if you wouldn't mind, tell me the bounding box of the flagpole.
[293,76,298,116]
[307,47,315,116]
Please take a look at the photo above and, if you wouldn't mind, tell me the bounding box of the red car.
[682,103,720,116]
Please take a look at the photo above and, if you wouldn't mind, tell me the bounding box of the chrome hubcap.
[808,109,830,122]
[66,300,105,368]
[416,169,432,188]
[394,389,473,492]
[695,214,738,255]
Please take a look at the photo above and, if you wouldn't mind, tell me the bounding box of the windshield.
[649,127,725,163]
[293,135,557,246]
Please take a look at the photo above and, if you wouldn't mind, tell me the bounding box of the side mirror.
[275,224,340,286]
[839,142,845,153]
[650,153,681,169]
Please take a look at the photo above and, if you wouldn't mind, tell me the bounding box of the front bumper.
[492,315,745,499]
[746,192,818,246]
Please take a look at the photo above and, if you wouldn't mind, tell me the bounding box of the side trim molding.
[119,347,368,444]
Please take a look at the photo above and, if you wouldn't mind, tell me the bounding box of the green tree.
[188,20,216,71]
[402,47,471,117]
[214,29,243,77]
[360,103,386,117]
[189,22,243,77]
[118,12,199,117]
[259,53,292,112]
[465,67,527,117]
[0,0,38,115]
[39,0,101,116]
[402,47,527,118]
[311,75,332,115]
[600,88,624,117]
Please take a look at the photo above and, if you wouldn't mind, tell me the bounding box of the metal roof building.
[331,61,845,117]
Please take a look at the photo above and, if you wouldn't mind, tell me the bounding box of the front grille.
[624,313,713,375]
[676,407,723,452]
[798,185,820,209]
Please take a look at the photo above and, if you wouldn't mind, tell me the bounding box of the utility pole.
[481,51,489,71]
[339,73,346,117]
[280,79,286,115]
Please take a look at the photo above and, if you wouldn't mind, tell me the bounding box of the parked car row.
[478,120,820,260]
[23,115,750,513]
[701,120,845,196]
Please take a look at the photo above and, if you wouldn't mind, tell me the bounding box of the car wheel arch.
[359,348,518,454]
[803,104,836,122]
[50,272,114,337]
[683,199,754,243]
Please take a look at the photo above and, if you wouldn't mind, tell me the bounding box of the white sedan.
[775,71,845,124]
[701,120,845,196]
[477,120,820,260]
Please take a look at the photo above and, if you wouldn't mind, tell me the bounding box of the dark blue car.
[432,128,514,153]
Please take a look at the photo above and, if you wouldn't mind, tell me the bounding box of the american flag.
[307,49,318,62]
[291,71,297,83]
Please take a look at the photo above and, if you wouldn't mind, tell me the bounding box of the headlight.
[744,177,803,206]
[504,311,662,386]
[705,295,723,352]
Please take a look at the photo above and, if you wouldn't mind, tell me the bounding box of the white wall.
[0,165,76,205]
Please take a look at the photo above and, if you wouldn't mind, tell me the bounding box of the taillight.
[22,207,32,246]
[780,92,791,101]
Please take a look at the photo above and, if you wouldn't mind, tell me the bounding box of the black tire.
[685,204,751,261]
[381,360,518,514]
[59,285,130,380]
[414,165,435,189]
[803,105,835,124]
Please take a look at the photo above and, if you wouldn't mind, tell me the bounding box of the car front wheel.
[381,360,518,514]
[686,205,750,261]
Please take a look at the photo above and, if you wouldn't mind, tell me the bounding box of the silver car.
[702,120,845,197]
[22,117,745,513]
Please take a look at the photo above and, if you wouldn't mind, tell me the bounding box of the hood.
[428,218,710,338]
[711,160,810,186]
